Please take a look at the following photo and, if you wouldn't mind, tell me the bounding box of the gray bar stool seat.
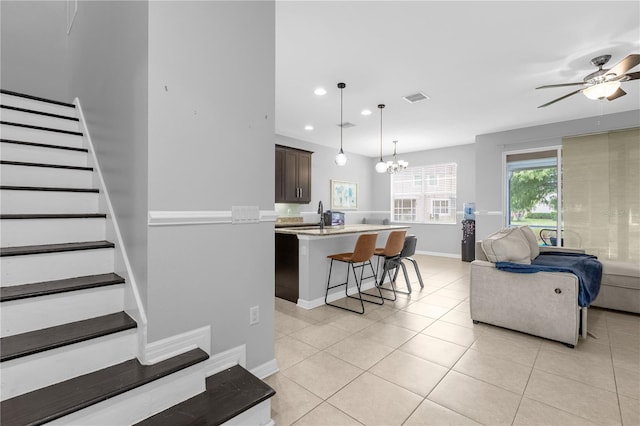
[388,235,424,294]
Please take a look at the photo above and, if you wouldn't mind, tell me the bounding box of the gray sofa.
[471,240,586,347]
[471,226,640,348]
[591,260,640,314]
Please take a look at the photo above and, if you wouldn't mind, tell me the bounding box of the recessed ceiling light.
[314,88,327,96]
[361,109,372,116]
[304,125,314,131]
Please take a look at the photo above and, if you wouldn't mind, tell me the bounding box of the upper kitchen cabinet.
[275,145,312,203]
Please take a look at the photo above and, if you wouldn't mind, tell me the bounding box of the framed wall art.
[330,180,358,210]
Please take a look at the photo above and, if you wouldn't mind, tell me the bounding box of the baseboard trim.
[202,344,247,377]
[297,279,377,310]
[143,326,211,365]
[415,250,461,259]
[250,358,279,380]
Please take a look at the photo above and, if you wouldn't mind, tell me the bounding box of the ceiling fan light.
[583,81,621,100]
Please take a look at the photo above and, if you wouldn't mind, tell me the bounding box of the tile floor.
[265,255,640,426]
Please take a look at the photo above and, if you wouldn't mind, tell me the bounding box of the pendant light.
[375,104,388,173]
[335,82,347,166]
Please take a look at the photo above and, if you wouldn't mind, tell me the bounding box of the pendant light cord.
[378,104,385,161]
[340,86,343,152]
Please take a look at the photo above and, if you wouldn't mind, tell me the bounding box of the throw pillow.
[518,226,540,260]
[481,227,531,264]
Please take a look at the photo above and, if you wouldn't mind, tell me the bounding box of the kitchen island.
[275,224,410,308]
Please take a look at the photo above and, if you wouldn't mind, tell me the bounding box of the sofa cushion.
[519,226,540,260]
[481,227,531,264]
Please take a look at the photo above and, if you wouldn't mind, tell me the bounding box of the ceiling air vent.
[402,92,430,104]
[337,122,356,128]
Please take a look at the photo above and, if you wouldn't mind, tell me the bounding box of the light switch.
[232,206,260,224]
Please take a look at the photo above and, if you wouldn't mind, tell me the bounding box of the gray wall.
[372,143,477,256]
[475,110,640,240]
[147,1,275,369]
[275,134,376,223]
[1,1,69,100]
[1,1,150,304]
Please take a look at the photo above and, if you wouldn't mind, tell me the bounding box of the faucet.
[318,201,324,230]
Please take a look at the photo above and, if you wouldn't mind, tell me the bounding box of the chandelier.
[385,140,408,174]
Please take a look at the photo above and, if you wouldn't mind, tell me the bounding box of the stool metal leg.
[325,259,383,314]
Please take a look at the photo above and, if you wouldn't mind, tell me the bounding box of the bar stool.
[389,235,424,294]
[373,230,407,301]
[325,233,383,314]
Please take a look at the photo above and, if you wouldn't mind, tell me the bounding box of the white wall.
[147,1,275,369]
[475,110,640,240]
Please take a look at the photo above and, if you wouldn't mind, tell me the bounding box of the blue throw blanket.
[496,252,602,307]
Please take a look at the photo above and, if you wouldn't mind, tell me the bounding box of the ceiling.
[275,1,640,158]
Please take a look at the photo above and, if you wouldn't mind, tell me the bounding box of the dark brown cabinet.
[275,145,312,203]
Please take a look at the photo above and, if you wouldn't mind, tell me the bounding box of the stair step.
[0,160,92,171]
[1,138,87,153]
[1,240,114,257]
[136,365,276,426]
[0,89,76,109]
[0,185,98,193]
[0,213,106,220]
[0,120,82,136]
[1,104,79,122]
[0,348,209,426]
[1,273,124,302]
[1,311,136,362]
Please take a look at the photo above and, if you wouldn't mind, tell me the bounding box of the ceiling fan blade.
[606,54,640,78]
[623,71,640,81]
[607,88,627,101]
[538,89,583,108]
[536,82,585,89]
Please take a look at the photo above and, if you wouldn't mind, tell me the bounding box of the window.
[391,163,457,224]
[505,149,560,246]
[394,199,416,221]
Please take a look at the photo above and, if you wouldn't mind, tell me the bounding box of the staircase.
[0,90,274,425]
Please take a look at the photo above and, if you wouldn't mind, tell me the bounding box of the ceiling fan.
[537,53,640,108]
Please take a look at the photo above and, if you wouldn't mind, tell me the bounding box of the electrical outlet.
[249,305,260,325]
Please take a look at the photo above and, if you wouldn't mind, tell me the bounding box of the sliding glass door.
[504,148,562,245]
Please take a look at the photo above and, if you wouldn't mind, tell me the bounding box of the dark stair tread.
[1,138,88,152]
[0,160,93,171]
[0,213,106,220]
[136,365,276,426]
[0,311,136,362]
[1,273,125,302]
[0,185,98,193]
[1,105,79,121]
[0,240,114,257]
[0,121,83,136]
[0,348,209,426]
[0,89,76,109]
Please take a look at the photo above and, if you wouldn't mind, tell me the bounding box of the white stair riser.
[0,143,89,167]
[1,218,106,247]
[0,124,84,148]
[1,108,81,133]
[1,164,93,188]
[1,284,124,337]
[0,189,99,214]
[1,248,114,286]
[1,330,136,401]
[49,363,206,425]
[0,94,77,118]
